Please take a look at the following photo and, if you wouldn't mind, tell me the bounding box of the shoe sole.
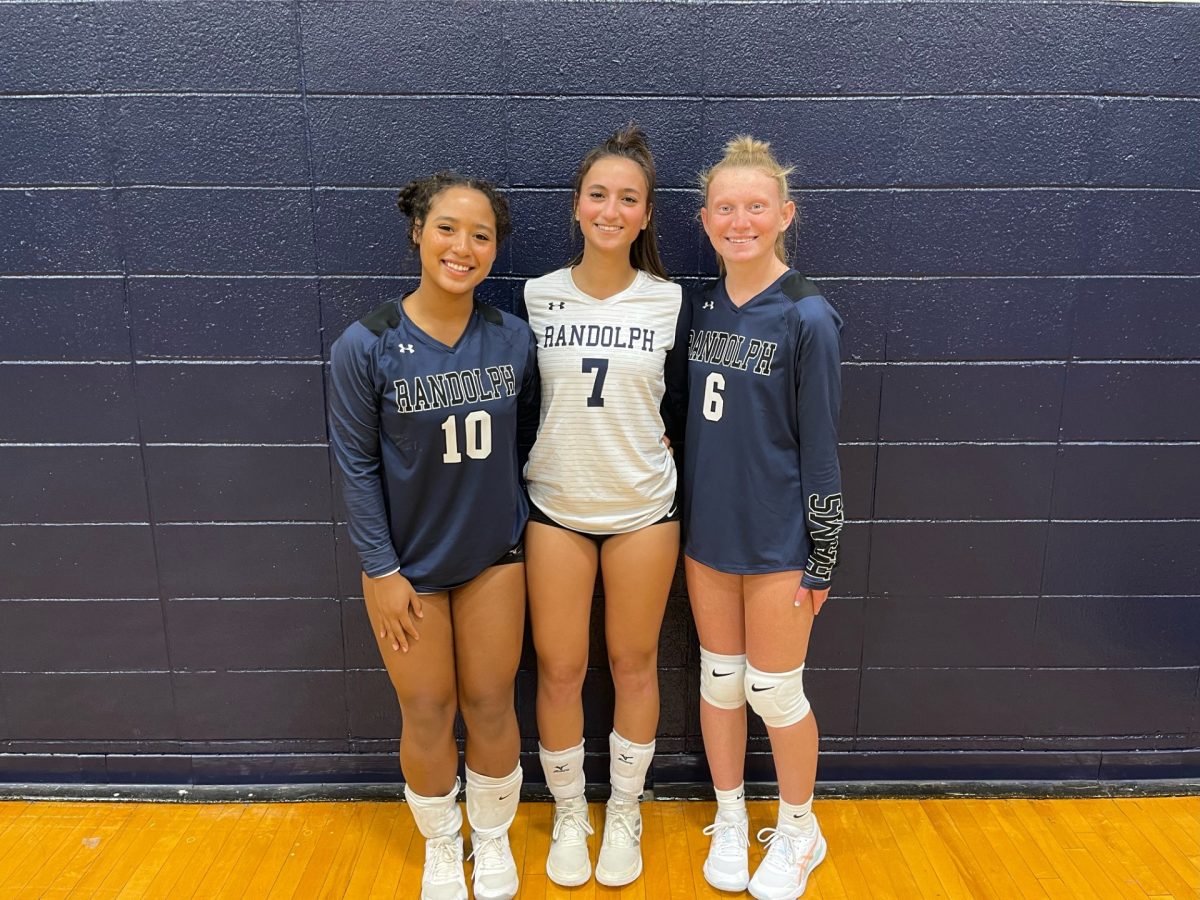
[545,862,591,888]
[472,878,519,900]
[747,834,827,900]
[595,857,643,887]
[703,862,750,893]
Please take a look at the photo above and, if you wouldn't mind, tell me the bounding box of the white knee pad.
[744,662,811,728]
[700,648,747,710]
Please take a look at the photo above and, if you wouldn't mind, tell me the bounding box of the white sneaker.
[702,811,750,891]
[469,830,519,900]
[546,796,594,886]
[421,833,468,900]
[747,819,827,900]
[595,800,643,886]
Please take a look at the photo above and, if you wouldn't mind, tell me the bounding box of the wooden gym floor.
[0,796,1196,898]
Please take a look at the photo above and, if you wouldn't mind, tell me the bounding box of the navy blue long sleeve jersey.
[683,271,844,589]
[328,299,538,592]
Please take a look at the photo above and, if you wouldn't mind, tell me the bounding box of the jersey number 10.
[441,411,492,463]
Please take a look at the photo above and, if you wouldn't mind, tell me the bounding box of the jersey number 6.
[703,372,725,422]
[441,410,492,463]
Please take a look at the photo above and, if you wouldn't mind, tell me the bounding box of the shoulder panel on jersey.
[359,300,401,337]
[780,273,822,302]
[475,302,504,326]
[694,278,722,304]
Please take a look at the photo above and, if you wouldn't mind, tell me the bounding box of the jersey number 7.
[582,357,608,408]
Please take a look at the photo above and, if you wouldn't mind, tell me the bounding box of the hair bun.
[394,171,512,251]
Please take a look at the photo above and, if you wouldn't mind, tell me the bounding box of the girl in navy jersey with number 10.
[328,173,537,900]
[684,137,845,900]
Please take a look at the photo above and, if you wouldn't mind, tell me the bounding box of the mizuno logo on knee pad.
[554,765,569,773]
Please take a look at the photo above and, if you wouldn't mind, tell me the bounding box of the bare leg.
[526,522,599,750]
[685,556,748,792]
[600,521,679,743]
[744,570,818,805]
[451,562,526,776]
[361,572,457,796]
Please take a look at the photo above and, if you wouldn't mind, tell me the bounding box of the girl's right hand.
[367,571,424,653]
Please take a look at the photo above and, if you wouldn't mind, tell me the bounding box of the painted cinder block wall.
[1,0,1198,786]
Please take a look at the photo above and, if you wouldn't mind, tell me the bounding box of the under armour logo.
[397,343,414,353]
[554,764,569,773]
[619,754,634,764]
[548,301,565,310]
[702,300,715,309]
[750,684,771,692]
[712,670,733,678]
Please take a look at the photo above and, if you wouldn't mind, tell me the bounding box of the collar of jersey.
[564,267,645,304]
[716,268,795,313]
[397,296,478,354]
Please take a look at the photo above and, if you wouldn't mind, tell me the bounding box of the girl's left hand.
[795,584,831,615]
[661,434,673,456]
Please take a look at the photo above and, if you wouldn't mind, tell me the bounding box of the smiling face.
[701,166,796,269]
[414,186,499,297]
[574,156,651,256]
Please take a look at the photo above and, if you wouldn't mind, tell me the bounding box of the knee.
[608,648,659,696]
[458,683,516,734]
[700,647,747,709]
[399,694,457,740]
[744,662,810,728]
[538,656,588,697]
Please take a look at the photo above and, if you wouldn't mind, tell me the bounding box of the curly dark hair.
[566,124,668,280]
[396,172,512,250]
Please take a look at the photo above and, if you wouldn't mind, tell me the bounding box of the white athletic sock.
[466,764,522,838]
[609,730,654,806]
[405,779,463,839]
[778,796,816,836]
[539,741,586,803]
[715,783,748,819]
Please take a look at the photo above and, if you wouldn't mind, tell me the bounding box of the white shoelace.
[604,804,642,848]
[704,816,750,856]
[757,825,818,874]
[468,834,509,873]
[552,805,595,844]
[426,836,463,883]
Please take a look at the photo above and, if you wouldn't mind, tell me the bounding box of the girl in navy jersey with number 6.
[328,173,537,900]
[523,126,689,888]
[684,137,844,900]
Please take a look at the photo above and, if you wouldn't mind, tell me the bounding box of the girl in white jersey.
[686,137,844,900]
[524,126,687,887]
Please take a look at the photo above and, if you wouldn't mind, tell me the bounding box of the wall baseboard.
[2,749,1197,800]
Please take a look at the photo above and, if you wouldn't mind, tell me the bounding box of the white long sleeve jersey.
[524,268,687,534]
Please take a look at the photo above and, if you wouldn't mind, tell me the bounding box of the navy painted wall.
[1,0,1198,786]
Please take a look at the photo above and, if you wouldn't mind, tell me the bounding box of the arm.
[328,325,424,650]
[328,325,402,578]
[660,291,691,455]
[517,328,540,474]
[794,301,845,610]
